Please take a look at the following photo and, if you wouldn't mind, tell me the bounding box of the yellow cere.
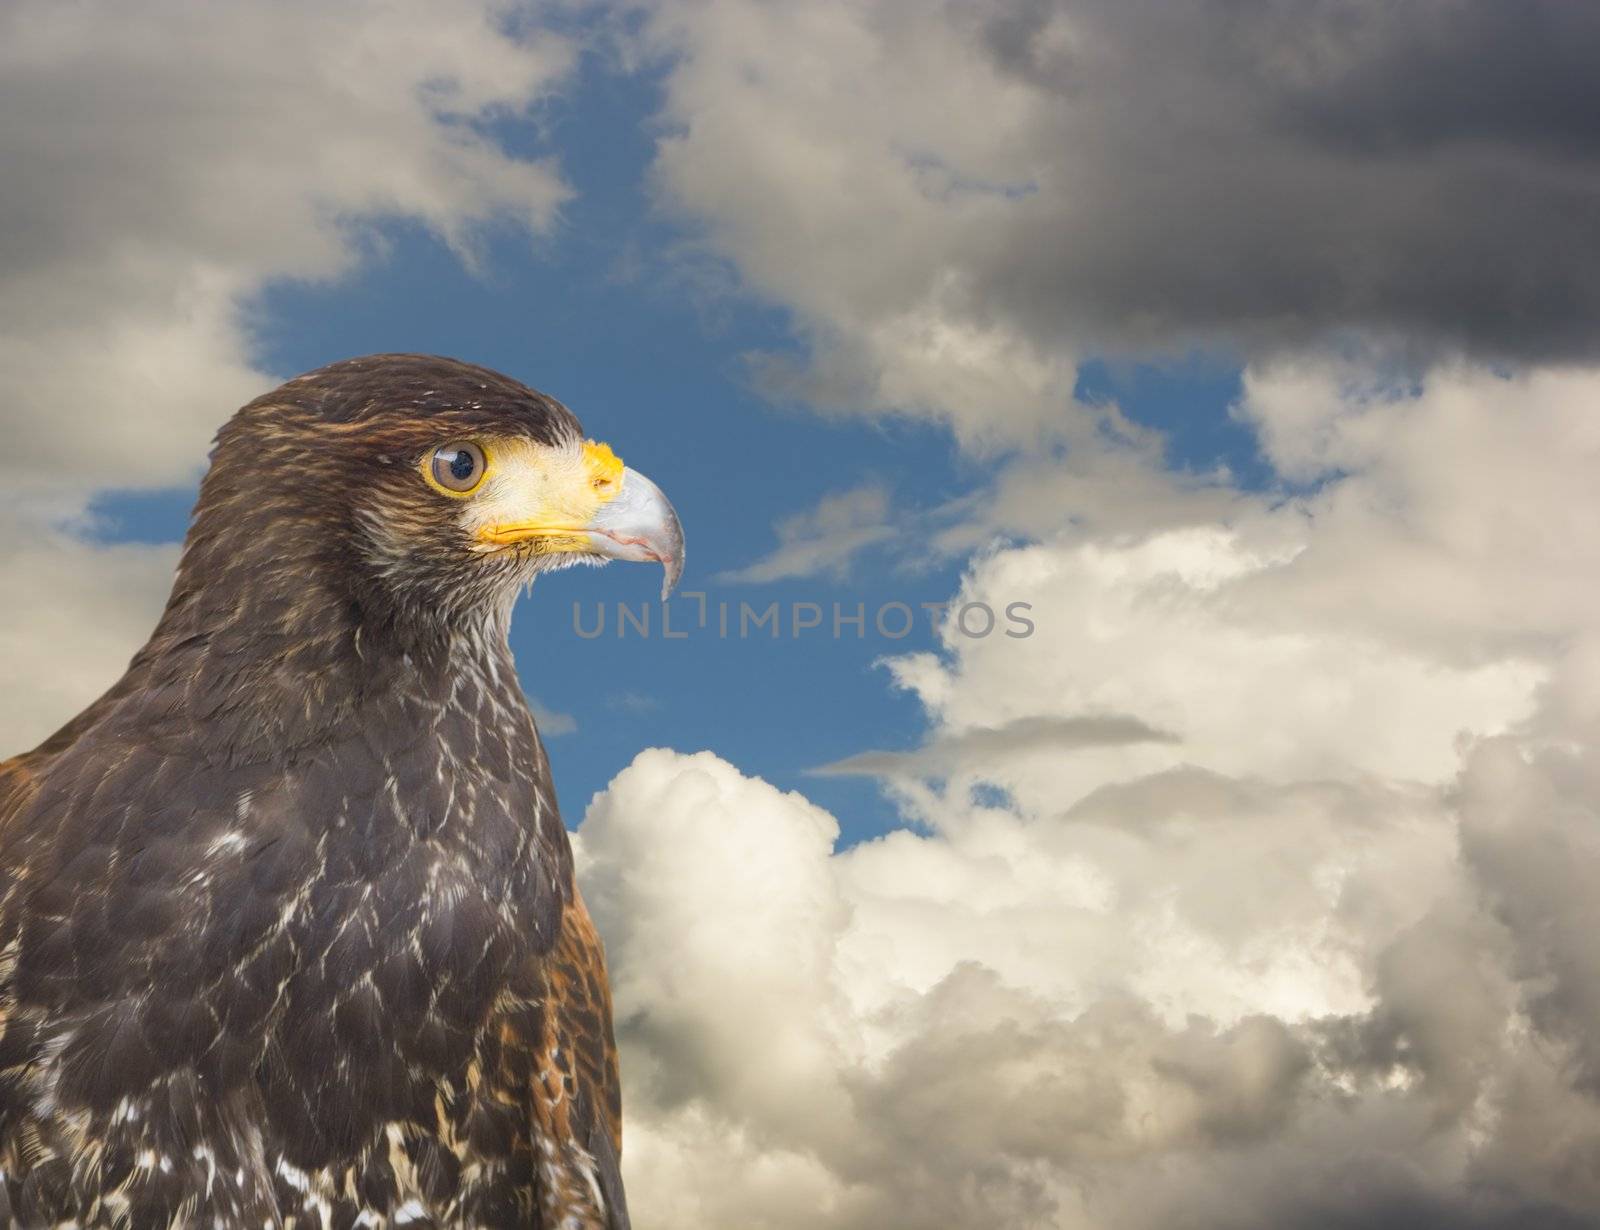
[584,440,624,492]
[461,437,628,551]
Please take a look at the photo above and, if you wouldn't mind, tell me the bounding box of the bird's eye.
[428,441,487,495]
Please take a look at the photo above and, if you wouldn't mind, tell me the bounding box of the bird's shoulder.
[476,886,630,1229]
[0,707,299,1225]
[0,665,140,849]
[0,752,39,846]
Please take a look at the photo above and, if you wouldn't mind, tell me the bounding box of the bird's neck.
[131,549,518,764]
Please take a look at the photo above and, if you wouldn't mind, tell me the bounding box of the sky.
[4,2,1600,1227]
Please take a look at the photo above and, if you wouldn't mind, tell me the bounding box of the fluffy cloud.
[1236,362,1600,659]
[578,736,1600,1228]
[630,0,1600,440]
[575,362,1600,1227]
[0,0,575,750]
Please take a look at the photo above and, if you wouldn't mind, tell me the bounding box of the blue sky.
[84,45,1263,846]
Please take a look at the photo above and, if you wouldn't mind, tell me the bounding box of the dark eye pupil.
[449,450,475,481]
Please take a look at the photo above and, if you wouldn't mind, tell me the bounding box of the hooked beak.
[472,440,685,598]
[584,466,685,599]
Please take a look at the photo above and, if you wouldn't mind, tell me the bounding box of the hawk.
[0,356,682,1229]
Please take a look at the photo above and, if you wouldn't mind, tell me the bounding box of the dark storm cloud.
[1263,1188,1600,1230]
[972,0,1600,362]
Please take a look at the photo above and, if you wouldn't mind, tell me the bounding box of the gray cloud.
[1457,732,1600,1088]
[814,713,1178,779]
[634,0,1600,449]
[715,484,898,584]
[0,0,572,502]
[972,0,1600,362]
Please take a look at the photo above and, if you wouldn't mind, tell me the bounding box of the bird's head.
[188,355,684,631]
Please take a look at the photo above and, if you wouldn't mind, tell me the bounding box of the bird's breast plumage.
[0,632,602,1228]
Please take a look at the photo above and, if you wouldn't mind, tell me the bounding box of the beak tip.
[660,547,684,601]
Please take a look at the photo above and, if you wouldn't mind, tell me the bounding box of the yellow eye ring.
[422,440,489,497]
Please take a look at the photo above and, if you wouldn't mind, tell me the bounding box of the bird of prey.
[0,355,682,1229]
